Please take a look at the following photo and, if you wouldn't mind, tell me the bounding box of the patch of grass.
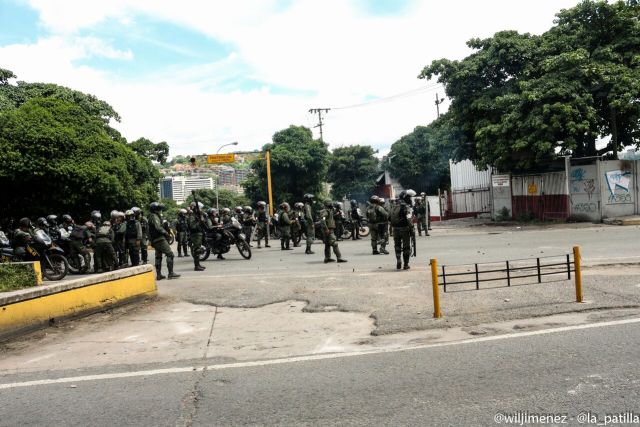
[0,263,38,292]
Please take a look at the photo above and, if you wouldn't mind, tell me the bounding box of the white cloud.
[7,0,581,156]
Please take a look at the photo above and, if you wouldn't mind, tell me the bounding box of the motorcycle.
[200,217,252,260]
[54,234,90,274]
[342,218,370,238]
[1,229,68,281]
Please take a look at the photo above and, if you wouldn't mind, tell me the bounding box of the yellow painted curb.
[1,267,156,339]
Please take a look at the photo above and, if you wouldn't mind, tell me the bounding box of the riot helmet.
[46,215,58,226]
[36,217,49,228]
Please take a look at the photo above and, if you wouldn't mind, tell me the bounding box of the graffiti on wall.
[605,170,632,205]
[570,167,596,201]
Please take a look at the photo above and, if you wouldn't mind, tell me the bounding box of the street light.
[216,141,238,210]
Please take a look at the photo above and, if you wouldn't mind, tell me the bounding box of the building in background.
[158,176,215,203]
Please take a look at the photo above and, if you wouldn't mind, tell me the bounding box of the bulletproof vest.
[176,217,187,232]
[351,207,359,219]
[140,217,148,232]
[257,211,267,222]
[366,206,377,223]
[389,203,410,227]
[148,214,163,240]
[125,220,138,239]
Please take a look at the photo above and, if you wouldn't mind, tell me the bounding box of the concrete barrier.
[0,265,156,340]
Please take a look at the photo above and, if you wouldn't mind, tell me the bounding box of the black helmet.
[303,194,315,202]
[46,214,58,225]
[149,202,164,212]
[19,217,31,228]
[36,217,49,228]
[62,214,73,223]
[131,207,142,217]
[399,189,416,204]
[207,208,218,216]
[333,202,343,210]
[91,210,102,221]
[178,209,187,217]
[350,199,357,207]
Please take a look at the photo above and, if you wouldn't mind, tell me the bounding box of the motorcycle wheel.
[341,225,352,240]
[359,225,370,237]
[199,245,210,261]
[67,254,88,274]
[43,253,68,281]
[236,239,252,259]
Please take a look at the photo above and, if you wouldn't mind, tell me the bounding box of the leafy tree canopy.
[327,145,379,201]
[0,98,160,219]
[129,137,170,165]
[242,125,330,204]
[420,0,640,170]
[385,115,460,192]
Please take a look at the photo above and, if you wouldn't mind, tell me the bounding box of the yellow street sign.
[207,153,236,164]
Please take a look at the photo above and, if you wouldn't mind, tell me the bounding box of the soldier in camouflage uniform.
[148,202,180,280]
[132,207,149,264]
[303,194,315,254]
[176,209,189,257]
[124,210,142,267]
[319,200,347,263]
[188,202,206,271]
[390,190,416,270]
[279,202,293,250]
[255,201,271,249]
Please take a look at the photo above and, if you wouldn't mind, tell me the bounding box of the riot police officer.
[132,207,149,264]
[279,202,292,250]
[188,202,206,271]
[389,190,416,270]
[319,200,347,263]
[148,202,180,280]
[255,201,270,248]
[176,209,189,257]
[303,194,315,254]
[242,206,256,247]
[124,210,142,266]
[350,199,363,240]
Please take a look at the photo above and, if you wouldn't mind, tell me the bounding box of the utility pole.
[308,108,330,141]
[435,93,445,118]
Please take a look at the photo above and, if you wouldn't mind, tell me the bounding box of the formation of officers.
[6,189,431,280]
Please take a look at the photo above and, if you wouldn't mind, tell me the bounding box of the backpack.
[98,225,111,238]
[71,225,85,240]
[366,206,377,223]
[389,204,404,227]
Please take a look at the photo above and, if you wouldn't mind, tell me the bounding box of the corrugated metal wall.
[511,172,569,220]
[450,160,492,190]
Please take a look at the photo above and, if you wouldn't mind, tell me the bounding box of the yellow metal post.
[430,259,442,318]
[266,150,274,216]
[33,261,43,285]
[573,246,583,302]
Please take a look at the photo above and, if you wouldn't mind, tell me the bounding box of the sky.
[0,0,581,157]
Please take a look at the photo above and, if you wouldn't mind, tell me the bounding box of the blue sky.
[0,0,580,156]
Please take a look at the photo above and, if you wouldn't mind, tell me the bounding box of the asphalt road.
[2,318,639,426]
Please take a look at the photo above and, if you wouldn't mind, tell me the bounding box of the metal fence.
[437,254,575,293]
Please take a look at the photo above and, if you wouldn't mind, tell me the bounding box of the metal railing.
[428,246,584,319]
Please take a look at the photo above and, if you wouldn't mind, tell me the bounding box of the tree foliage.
[420,0,640,170]
[129,137,170,164]
[327,145,379,201]
[242,125,329,204]
[0,70,163,219]
[386,115,460,192]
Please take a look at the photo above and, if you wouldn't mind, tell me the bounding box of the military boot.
[305,244,314,255]
[396,257,402,270]
[380,245,389,255]
[403,254,410,270]
[285,239,292,250]
[167,258,181,279]
[194,258,205,271]
[155,261,166,280]
[335,247,347,263]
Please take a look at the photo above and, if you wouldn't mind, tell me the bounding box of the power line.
[331,83,443,111]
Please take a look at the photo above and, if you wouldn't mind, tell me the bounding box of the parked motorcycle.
[200,217,251,260]
[342,218,370,238]
[54,234,90,274]
[1,229,68,281]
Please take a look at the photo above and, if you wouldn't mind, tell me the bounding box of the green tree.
[327,145,379,201]
[0,98,160,218]
[129,137,170,164]
[385,116,459,192]
[242,125,330,203]
[419,0,640,170]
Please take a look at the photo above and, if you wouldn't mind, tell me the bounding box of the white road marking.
[2,316,640,390]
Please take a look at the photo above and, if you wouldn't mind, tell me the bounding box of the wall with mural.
[569,164,601,222]
[600,160,635,218]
